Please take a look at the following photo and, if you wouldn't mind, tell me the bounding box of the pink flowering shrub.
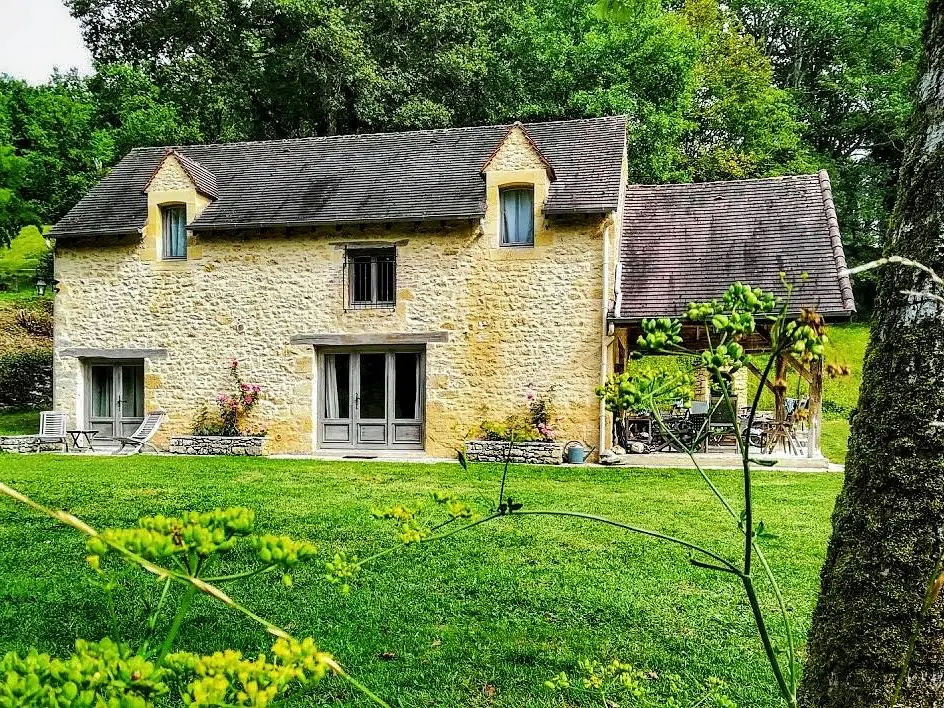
[478,388,557,442]
[192,360,267,437]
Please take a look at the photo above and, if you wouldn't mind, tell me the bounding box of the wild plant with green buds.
[0,482,390,708]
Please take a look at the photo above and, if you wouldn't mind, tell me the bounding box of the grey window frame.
[160,204,188,260]
[499,186,535,247]
[347,247,397,309]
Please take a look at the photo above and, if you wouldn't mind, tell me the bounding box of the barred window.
[346,247,396,308]
[161,205,187,259]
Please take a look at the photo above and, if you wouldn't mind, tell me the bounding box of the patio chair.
[37,411,68,451]
[115,411,166,455]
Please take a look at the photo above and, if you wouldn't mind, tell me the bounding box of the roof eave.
[609,309,856,325]
[48,227,143,240]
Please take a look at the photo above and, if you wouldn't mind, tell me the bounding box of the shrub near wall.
[0,349,53,408]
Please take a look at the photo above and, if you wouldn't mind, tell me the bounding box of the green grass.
[821,420,850,465]
[0,455,842,706]
[0,226,49,291]
[0,409,40,435]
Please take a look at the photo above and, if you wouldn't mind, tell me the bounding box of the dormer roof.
[480,122,557,180]
[142,148,219,199]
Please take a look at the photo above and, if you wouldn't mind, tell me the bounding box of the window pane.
[377,254,395,303]
[394,353,419,419]
[121,365,144,417]
[501,189,534,245]
[162,206,187,259]
[324,353,350,418]
[91,367,113,418]
[352,257,372,303]
[358,353,386,419]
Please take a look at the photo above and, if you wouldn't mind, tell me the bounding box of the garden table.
[67,429,98,452]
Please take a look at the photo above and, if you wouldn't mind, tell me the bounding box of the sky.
[0,0,93,84]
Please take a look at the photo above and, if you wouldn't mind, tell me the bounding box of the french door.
[319,349,424,449]
[86,361,145,438]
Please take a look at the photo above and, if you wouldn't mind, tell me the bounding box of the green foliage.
[163,637,330,707]
[0,227,50,283]
[730,0,926,302]
[596,368,693,415]
[191,361,265,437]
[0,349,52,408]
[477,388,558,442]
[0,408,40,435]
[0,486,363,707]
[0,636,333,707]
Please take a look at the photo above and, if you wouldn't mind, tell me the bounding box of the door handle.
[354,394,360,409]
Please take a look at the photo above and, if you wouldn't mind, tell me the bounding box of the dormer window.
[161,205,187,260]
[500,187,534,246]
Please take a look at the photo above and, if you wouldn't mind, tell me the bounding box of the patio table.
[67,429,98,452]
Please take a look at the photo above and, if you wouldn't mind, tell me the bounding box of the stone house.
[48,116,853,457]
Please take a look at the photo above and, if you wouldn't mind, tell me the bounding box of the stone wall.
[0,436,64,453]
[169,436,264,456]
[465,439,563,465]
[54,143,614,457]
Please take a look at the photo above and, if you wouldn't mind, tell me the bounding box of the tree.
[730,0,926,305]
[678,0,816,181]
[800,0,944,704]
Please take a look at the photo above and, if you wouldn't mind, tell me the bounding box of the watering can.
[564,441,595,464]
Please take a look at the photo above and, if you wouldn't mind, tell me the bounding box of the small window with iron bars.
[344,247,397,309]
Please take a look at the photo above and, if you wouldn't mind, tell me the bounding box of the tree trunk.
[799,2,944,705]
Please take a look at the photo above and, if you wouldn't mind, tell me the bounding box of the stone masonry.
[169,436,264,456]
[465,440,564,465]
[0,436,65,453]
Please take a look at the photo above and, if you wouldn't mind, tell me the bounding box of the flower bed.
[169,436,265,456]
[465,440,563,465]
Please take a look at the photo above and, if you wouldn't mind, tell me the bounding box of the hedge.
[0,348,52,409]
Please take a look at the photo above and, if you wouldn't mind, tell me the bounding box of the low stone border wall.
[465,440,563,465]
[0,436,64,453]
[169,436,265,456]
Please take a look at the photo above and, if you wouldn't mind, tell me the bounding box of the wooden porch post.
[808,356,823,458]
[774,353,788,423]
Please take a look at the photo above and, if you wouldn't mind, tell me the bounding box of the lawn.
[0,455,842,706]
[0,408,39,435]
[0,226,49,293]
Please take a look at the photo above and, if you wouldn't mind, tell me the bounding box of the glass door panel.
[321,353,353,445]
[89,366,114,437]
[87,362,145,438]
[119,364,145,436]
[356,353,387,444]
[394,353,418,419]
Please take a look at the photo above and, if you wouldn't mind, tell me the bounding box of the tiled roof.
[49,116,627,238]
[616,171,855,319]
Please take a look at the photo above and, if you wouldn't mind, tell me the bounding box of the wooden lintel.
[290,332,449,346]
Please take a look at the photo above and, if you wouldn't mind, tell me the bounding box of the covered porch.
[607,322,827,461]
[602,172,856,466]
